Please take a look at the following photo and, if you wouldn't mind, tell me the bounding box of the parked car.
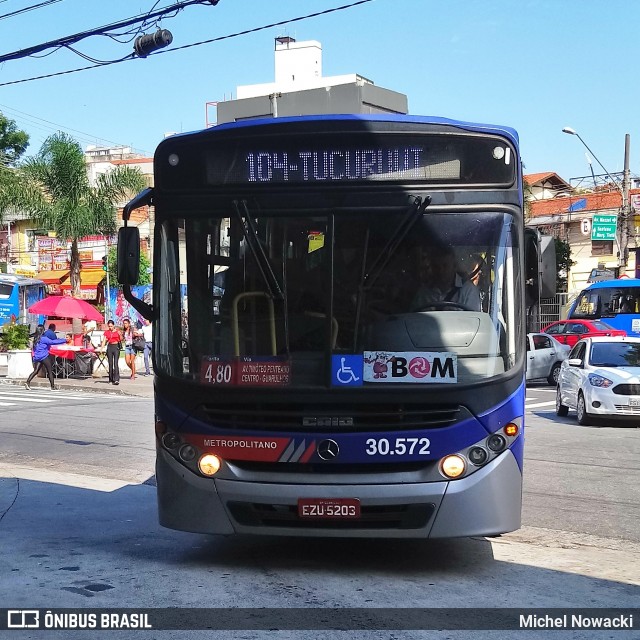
[556,336,640,425]
[542,319,626,347]
[526,332,570,385]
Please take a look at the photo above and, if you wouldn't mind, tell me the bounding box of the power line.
[0,0,218,63]
[0,103,152,154]
[0,0,374,87]
[0,0,62,21]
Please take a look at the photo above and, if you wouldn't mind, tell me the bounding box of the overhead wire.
[0,0,215,63]
[0,0,62,21]
[0,0,374,87]
[0,102,152,155]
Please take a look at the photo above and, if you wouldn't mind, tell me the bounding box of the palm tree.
[4,132,146,298]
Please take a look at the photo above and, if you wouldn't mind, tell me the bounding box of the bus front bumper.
[155,447,522,538]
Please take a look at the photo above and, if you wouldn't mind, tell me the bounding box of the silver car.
[526,332,570,385]
[556,336,640,425]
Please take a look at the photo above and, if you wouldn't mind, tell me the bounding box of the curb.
[0,375,153,398]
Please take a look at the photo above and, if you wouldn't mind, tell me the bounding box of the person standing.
[141,318,153,376]
[25,324,66,390]
[101,319,122,385]
[121,317,141,380]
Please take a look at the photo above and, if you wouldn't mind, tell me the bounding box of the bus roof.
[0,274,45,286]
[581,278,640,290]
[166,113,520,148]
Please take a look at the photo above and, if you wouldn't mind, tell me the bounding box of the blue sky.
[0,0,638,183]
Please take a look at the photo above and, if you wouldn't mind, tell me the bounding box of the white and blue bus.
[568,279,640,338]
[0,274,46,332]
[118,114,553,538]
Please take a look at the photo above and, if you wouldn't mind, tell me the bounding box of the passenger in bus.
[620,294,636,313]
[412,245,482,311]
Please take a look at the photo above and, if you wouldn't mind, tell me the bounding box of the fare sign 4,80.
[363,351,457,384]
[201,356,291,387]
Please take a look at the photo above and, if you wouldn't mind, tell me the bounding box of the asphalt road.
[0,384,638,639]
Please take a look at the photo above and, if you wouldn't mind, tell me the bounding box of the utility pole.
[619,133,631,270]
[104,238,111,322]
[562,127,632,273]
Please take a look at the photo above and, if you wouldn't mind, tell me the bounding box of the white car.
[556,336,640,425]
[526,332,570,385]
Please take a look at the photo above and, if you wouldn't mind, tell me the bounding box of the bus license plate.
[298,498,361,519]
[630,398,640,407]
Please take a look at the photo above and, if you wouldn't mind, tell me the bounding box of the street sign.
[591,214,617,240]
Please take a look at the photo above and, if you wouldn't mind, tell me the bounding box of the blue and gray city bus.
[0,274,46,331]
[118,114,553,538]
[568,278,640,337]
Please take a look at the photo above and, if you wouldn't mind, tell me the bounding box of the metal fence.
[537,293,570,331]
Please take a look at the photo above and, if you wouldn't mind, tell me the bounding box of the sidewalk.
[0,363,154,399]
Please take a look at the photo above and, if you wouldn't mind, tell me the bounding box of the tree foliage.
[0,112,29,167]
[106,245,151,288]
[555,237,575,293]
[1,132,146,297]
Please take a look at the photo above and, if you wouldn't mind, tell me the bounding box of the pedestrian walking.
[101,319,122,385]
[25,323,66,390]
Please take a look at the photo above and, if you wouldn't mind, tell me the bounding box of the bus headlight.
[162,432,181,449]
[487,434,506,453]
[440,455,466,479]
[179,444,197,462]
[468,446,488,466]
[503,422,519,437]
[198,454,222,476]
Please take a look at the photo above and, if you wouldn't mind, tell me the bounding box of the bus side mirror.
[117,227,140,285]
[538,234,556,299]
[524,229,556,303]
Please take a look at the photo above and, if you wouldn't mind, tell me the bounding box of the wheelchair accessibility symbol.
[331,355,363,386]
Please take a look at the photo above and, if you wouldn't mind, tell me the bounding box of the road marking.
[0,390,106,403]
[526,400,556,409]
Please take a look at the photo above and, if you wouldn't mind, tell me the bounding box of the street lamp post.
[562,127,631,271]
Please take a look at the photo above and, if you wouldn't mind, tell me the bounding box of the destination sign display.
[204,134,514,186]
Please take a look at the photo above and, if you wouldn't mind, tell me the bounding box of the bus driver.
[412,245,482,312]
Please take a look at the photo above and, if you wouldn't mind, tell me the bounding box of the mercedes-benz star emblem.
[317,439,340,461]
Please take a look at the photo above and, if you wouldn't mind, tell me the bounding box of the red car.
[541,319,626,347]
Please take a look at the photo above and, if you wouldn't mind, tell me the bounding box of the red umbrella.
[28,296,104,321]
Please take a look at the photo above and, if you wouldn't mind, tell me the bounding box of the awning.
[37,269,70,285]
[60,269,105,288]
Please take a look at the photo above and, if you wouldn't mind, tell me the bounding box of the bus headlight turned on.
[504,422,519,437]
[440,455,466,478]
[198,454,221,476]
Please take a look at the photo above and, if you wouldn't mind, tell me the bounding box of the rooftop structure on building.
[213,37,408,125]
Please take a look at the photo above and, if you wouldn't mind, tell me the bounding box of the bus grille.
[612,384,640,396]
[199,403,464,432]
[227,501,435,530]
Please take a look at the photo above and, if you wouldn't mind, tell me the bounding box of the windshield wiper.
[361,195,431,291]
[232,199,283,300]
[352,195,431,351]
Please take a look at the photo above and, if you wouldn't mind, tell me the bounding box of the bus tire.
[576,392,592,425]
[556,387,569,417]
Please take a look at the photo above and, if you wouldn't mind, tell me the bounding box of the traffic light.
[102,255,108,271]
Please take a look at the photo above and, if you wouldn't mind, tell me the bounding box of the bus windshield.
[155,207,520,388]
[572,285,640,319]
